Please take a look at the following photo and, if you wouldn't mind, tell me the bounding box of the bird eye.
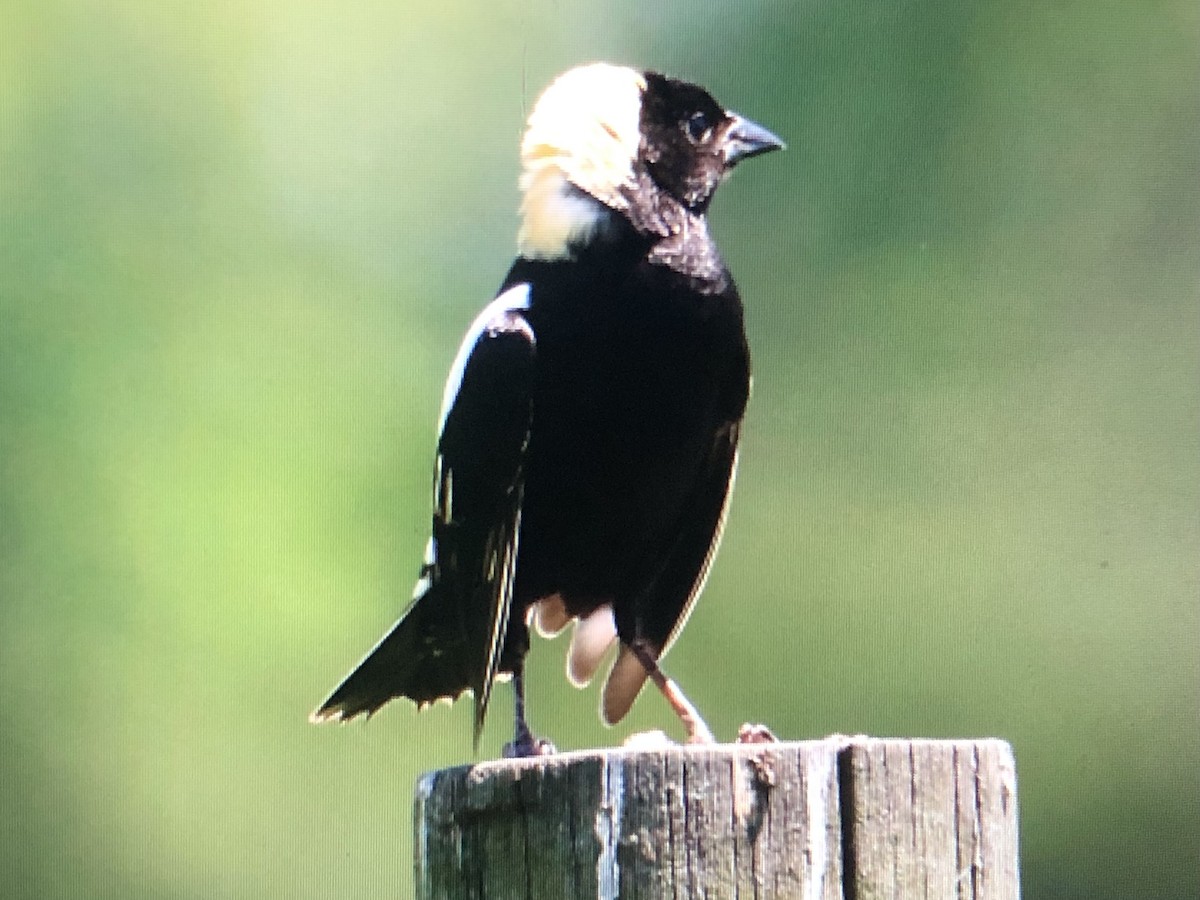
[684,111,712,143]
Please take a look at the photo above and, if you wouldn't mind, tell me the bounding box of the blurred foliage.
[1,1,1197,897]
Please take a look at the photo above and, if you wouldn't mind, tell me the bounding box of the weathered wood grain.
[414,737,1018,899]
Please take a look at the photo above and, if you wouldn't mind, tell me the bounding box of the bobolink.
[312,63,782,755]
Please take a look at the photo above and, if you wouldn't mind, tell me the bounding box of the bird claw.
[736,723,778,744]
[502,734,558,758]
[686,719,716,745]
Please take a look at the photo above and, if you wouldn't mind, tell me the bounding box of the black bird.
[311,63,783,754]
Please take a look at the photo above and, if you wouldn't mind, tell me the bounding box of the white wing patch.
[438,283,532,434]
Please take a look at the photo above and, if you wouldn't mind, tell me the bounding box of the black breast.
[502,250,750,618]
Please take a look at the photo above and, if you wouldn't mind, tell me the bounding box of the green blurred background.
[2,0,1197,897]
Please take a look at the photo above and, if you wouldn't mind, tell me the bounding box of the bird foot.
[685,718,716,745]
[736,723,778,744]
[502,733,558,758]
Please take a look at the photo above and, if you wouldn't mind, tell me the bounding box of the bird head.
[518,63,784,260]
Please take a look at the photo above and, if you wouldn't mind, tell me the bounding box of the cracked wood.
[414,738,1019,899]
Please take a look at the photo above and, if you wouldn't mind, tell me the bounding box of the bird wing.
[651,420,742,656]
[602,419,741,724]
[433,285,537,740]
[311,285,536,743]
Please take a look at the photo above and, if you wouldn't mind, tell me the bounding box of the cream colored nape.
[517,63,647,260]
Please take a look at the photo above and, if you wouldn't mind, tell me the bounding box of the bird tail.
[309,582,476,726]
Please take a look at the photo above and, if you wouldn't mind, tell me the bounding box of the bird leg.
[501,663,557,758]
[629,641,715,744]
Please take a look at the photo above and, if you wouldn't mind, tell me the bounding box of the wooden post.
[414,737,1019,899]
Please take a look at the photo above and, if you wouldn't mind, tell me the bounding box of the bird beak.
[721,114,786,167]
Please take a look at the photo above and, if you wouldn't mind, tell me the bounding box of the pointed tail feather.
[310,587,475,724]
